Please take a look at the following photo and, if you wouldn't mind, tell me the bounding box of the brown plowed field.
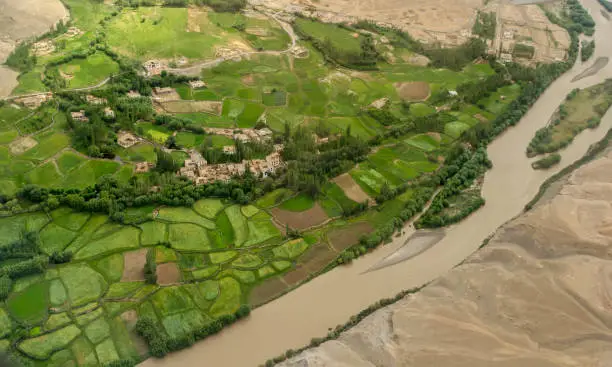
[270,203,329,230]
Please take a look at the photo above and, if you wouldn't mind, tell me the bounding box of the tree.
[155,148,179,173]
[144,248,157,284]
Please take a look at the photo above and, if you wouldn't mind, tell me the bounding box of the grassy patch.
[294,18,361,54]
[273,239,309,259]
[139,221,168,246]
[91,253,124,283]
[168,223,212,251]
[232,254,263,269]
[193,198,225,218]
[56,150,86,174]
[7,281,49,324]
[157,207,215,229]
[85,317,111,345]
[106,7,243,61]
[18,325,81,359]
[255,188,291,208]
[95,338,119,365]
[209,277,242,317]
[74,226,140,260]
[58,53,119,88]
[25,161,63,188]
[237,102,265,128]
[279,193,314,212]
[209,251,238,264]
[214,211,235,247]
[20,132,70,162]
[225,205,249,246]
[38,223,78,255]
[62,160,120,189]
[59,263,107,306]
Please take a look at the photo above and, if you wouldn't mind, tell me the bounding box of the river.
[141,0,612,365]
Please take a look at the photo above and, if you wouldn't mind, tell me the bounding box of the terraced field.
[0,198,334,365]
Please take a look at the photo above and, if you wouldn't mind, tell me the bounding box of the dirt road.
[139,0,612,366]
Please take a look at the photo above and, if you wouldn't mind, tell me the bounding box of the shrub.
[49,251,73,264]
[581,40,595,62]
[532,153,561,170]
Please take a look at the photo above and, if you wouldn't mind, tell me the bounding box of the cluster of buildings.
[14,93,53,109]
[143,60,165,76]
[203,127,274,144]
[178,149,284,185]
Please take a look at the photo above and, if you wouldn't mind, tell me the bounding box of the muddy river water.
[141,0,612,366]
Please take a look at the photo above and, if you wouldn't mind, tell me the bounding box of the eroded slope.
[279,151,612,366]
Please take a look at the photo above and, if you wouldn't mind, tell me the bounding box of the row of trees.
[472,11,497,40]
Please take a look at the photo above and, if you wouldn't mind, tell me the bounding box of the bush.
[49,251,73,264]
[581,40,595,62]
[531,153,561,170]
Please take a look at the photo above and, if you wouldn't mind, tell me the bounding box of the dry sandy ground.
[279,151,612,366]
[254,0,569,65]
[0,0,67,97]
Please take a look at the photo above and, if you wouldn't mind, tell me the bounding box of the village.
[177,147,284,184]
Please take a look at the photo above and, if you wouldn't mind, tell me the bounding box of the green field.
[294,18,362,54]
[106,7,245,61]
[58,53,119,88]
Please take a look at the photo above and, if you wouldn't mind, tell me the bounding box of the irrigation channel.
[141,0,612,365]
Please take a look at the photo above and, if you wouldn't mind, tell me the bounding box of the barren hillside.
[279,151,612,366]
[0,0,67,96]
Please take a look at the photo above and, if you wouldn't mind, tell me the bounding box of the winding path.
[140,0,612,366]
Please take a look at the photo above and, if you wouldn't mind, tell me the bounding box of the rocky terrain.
[279,151,612,366]
[0,0,67,96]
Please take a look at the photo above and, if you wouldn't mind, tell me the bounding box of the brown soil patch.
[9,137,38,154]
[395,81,430,101]
[121,248,148,282]
[402,53,430,66]
[249,277,288,306]
[328,222,374,251]
[281,267,311,287]
[474,113,488,123]
[333,173,371,204]
[156,262,181,285]
[245,27,269,37]
[120,309,138,327]
[298,243,338,273]
[241,74,255,85]
[270,203,329,230]
[187,7,202,32]
[159,100,222,115]
[59,70,73,80]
